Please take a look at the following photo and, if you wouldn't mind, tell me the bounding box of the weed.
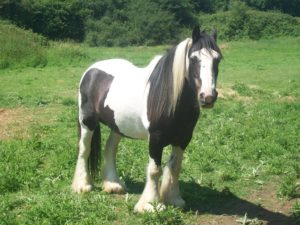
[141,206,184,225]
[61,97,77,106]
[293,200,300,224]
[277,173,300,199]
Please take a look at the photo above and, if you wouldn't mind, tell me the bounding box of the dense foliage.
[199,4,300,40]
[192,0,300,16]
[0,0,85,41]
[0,0,299,46]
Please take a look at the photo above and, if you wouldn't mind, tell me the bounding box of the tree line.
[0,0,299,46]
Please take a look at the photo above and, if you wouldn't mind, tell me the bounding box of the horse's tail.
[90,123,101,178]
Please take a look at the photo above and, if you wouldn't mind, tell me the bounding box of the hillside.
[0,0,300,46]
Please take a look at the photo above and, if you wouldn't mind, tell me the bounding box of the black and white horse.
[72,26,222,212]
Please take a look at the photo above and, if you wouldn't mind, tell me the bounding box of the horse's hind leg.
[160,146,185,208]
[102,131,125,194]
[72,123,94,193]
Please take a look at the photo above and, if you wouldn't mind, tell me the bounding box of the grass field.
[0,37,299,225]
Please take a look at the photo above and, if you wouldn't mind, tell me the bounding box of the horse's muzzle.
[200,90,218,108]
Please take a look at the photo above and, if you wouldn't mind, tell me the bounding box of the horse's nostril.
[200,93,205,100]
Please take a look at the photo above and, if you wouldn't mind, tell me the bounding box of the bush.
[0,0,85,42]
[84,0,191,46]
[0,21,48,69]
[199,7,300,40]
[85,17,131,47]
[224,1,249,39]
[246,10,300,39]
[242,0,300,17]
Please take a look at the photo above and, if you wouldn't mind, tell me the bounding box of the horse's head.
[188,26,222,108]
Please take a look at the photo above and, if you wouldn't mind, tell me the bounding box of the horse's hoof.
[102,181,126,194]
[134,202,165,213]
[72,183,92,193]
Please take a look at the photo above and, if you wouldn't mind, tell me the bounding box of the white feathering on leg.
[134,158,165,213]
[72,125,93,193]
[160,146,185,208]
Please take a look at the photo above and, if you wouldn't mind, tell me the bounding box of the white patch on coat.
[72,124,93,193]
[134,157,164,213]
[83,56,162,139]
[160,146,185,208]
[190,49,220,97]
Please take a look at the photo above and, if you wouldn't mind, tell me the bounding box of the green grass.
[0,36,299,224]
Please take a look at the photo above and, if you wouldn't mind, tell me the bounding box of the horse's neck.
[178,78,199,108]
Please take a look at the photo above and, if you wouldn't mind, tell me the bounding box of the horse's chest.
[104,76,149,139]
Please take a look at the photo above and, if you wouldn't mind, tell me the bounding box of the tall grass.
[0,21,167,70]
[0,21,48,69]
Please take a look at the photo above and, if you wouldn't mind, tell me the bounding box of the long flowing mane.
[147,38,192,123]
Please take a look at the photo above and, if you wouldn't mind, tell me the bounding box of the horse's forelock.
[190,34,222,58]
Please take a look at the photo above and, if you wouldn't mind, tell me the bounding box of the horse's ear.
[192,25,201,42]
[211,27,217,42]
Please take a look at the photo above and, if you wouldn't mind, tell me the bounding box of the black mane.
[147,46,176,124]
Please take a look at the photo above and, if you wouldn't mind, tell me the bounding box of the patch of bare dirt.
[278,96,297,103]
[247,181,297,219]
[0,108,29,140]
[219,43,230,50]
[218,88,253,102]
[0,107,60,140]
[195,181,297,225]
[196,214,240,225]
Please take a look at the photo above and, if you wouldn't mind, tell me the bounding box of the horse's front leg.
[160,146,185,208]
[134,138,164,213]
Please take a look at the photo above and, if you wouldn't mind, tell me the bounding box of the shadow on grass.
[124,178,296,225]
[123,176,144,194]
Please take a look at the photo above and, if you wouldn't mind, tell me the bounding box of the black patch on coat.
[148,74,200,166]
[79,68,121,134]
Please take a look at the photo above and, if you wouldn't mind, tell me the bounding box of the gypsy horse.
[72,26,222,212]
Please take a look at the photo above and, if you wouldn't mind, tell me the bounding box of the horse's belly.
[104,77,149,139]
[113,112,148,139]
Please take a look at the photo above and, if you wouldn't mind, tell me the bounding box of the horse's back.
[85,59,141,79]
[79,58,151,139]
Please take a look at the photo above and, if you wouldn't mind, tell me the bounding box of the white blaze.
[190,49,220,97]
